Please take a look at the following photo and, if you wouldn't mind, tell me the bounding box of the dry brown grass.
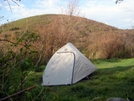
[0,14,134,64]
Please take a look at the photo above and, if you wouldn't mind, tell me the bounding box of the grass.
[22,58,134,101]
[1,14,53,32]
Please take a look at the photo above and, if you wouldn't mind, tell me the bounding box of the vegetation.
[1,58,133,101]
[0,20,133,101]
[0,1,134,100]
[28,58,134,101]
[0,0,133,101]
[1,14,134,61]
[0,30,40,100]
[0,14,134,100]
[116,0,123,4]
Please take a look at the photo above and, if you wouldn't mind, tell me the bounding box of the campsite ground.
[24,58,134,101]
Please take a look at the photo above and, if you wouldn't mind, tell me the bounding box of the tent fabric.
[42,42,97,86]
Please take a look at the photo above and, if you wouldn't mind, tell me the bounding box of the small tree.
[36,0,85,63]
[0,30,40,99]
[116,0,123,4]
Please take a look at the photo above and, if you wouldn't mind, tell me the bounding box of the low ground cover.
[22,58,134,101]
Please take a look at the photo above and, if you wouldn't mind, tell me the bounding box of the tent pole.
[70,52,75,84]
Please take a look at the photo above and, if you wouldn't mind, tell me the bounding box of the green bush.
[0,31,40,100]
[35,65,45,72]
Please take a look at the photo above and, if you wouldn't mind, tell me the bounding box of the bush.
[88,33,132,59]
[0,31,40,100]
[10,27,20,31]
[35,65,45,72]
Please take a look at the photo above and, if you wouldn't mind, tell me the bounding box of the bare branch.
[4,0,20,12]
[67,0,80,16]
[115,0,123,4]
[0,38,29,49]
[0,85,36,101]
[11,0,20,6]
[7,0,13,12]
[0,38,16,44]
[32,87,44,101]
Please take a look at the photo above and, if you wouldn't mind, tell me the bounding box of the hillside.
[1,14,118,32]
[0,14,134,101]
[0,14,134,63]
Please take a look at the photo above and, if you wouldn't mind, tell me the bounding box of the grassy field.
[22,58,134,101]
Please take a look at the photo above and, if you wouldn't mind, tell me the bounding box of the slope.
[0,14,134,62]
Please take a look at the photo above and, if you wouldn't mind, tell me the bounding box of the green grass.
[22,58,134,101]
[1,14,53,32]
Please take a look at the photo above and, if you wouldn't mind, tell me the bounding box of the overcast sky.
[0,0,134,29]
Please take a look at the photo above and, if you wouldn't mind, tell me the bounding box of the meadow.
[22,58,134,101]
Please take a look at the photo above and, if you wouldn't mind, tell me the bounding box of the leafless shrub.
[88,32,127,59]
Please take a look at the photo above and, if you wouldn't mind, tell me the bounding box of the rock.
[107,97,127,101]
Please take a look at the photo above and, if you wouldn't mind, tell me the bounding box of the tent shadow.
[80,65,134,83]
[97,65,134,76]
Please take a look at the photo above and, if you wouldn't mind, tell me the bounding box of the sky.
[0,0,134,29]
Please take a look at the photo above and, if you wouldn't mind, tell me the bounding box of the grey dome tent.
[42,42,97,86]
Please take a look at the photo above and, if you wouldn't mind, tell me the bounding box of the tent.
[42,42,97,86]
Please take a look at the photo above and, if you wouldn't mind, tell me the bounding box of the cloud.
[80,0,134,29]
[1,0,134,29]
[35,0,60,8]
[0,3,2,8]
[4,0,63,19]
[31,0,64,14]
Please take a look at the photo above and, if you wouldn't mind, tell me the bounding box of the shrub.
[35,65,45,72]
[0,31,40,100]
[88,33,131,59]
[10,27,20,31]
